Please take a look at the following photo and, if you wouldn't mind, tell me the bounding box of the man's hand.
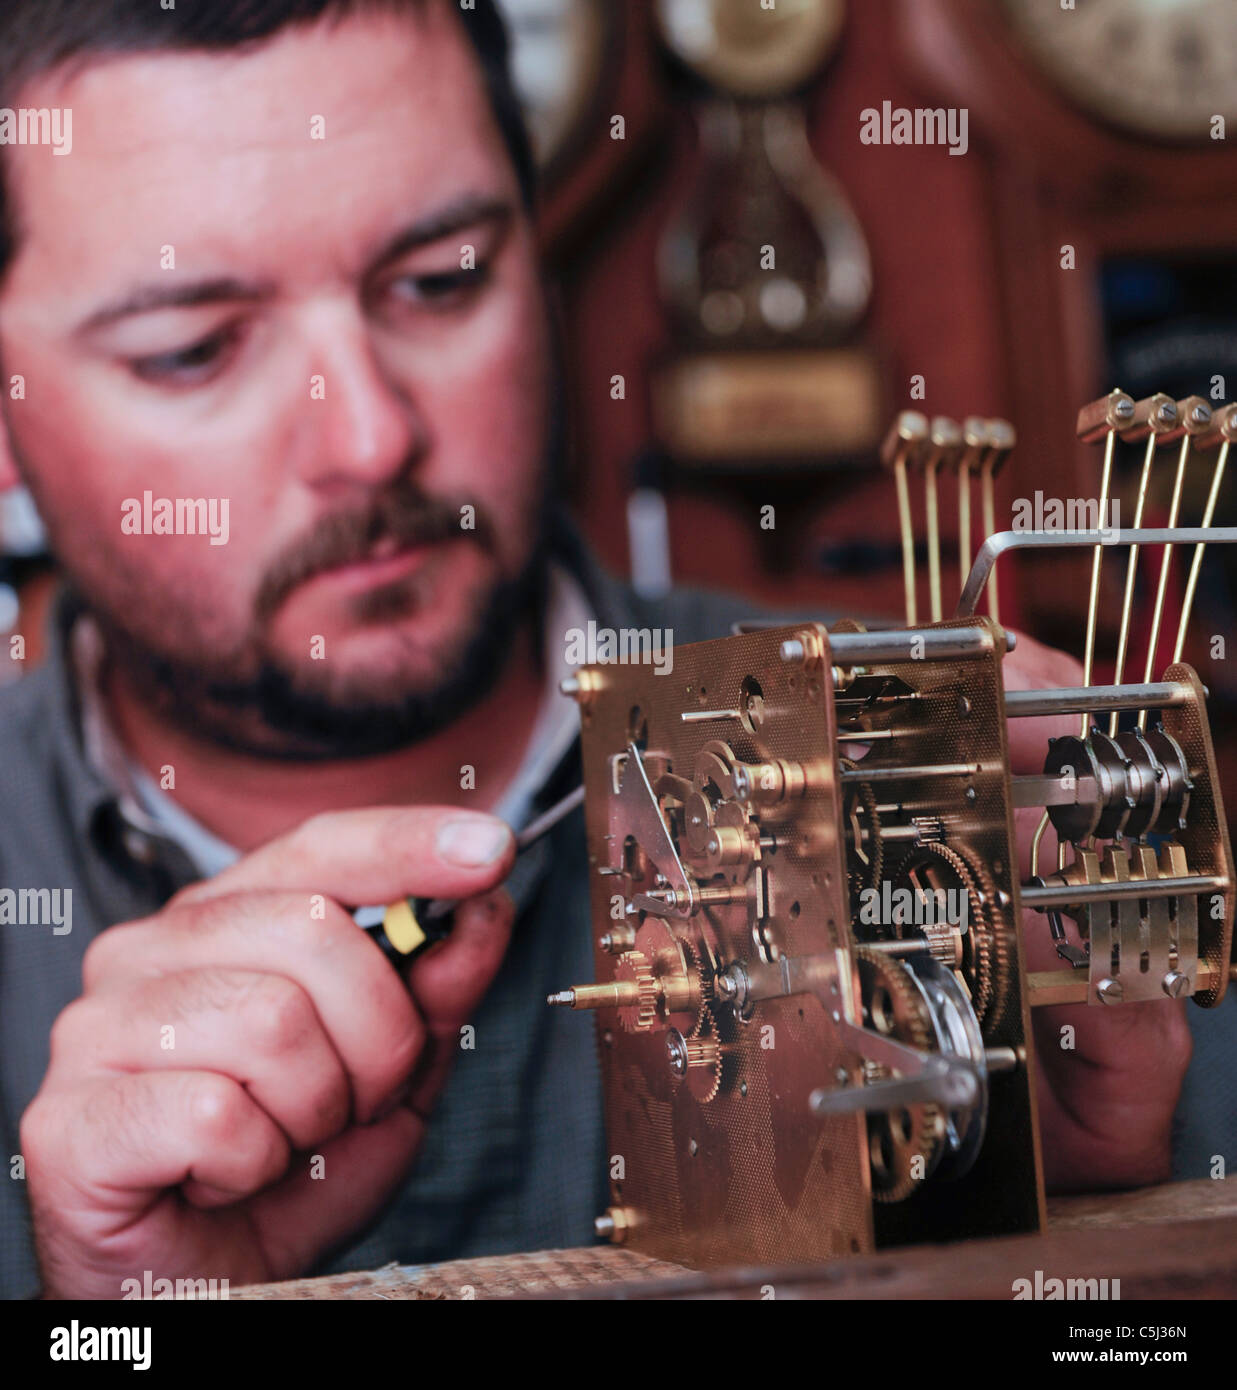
[21,807,516,1299]
[1003,631,1192,1190]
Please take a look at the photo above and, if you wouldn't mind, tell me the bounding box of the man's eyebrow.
[78,278,273,334]
[369,194,515,268]
[75,195,516,334]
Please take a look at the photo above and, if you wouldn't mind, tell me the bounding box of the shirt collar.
[488,563,591,831]
[39,588,136,854]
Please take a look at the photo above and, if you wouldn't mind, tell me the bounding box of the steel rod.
[956,528,1237,618]
[1004,682,1192,717]
[827,628,998,664]
[1022,875,1228,908]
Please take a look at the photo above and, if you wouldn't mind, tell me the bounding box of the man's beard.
[78,481,552,761]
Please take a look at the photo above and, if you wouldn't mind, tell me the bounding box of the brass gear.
[613,951,658,1032]
[962,846,1014,1035]
[854,947,944,1204]
[892,842,1003,1028]
[684,1030,722,1103]
[680,938,713,1038]
[635,921,707,1036]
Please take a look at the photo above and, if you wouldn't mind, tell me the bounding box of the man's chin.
[265,615,474,713]
[86,521,548,760]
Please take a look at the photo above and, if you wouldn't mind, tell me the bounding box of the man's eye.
[129,330,236,385]
[390,264,490,308]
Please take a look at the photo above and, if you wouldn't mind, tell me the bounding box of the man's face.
[0,5,552,752]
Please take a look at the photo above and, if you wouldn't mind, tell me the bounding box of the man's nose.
[296,317,427,488]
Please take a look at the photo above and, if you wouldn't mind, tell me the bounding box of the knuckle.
[308,897,354,949]
[301,908,348,957]
[185,1072,250,1144]
[237,974,317,1057]
[164,877,210,910]
[19,1093,62,1168]
[80,930,122,990]
[284,812,337,870]
[263,890,350,955]
[192,888,348,955]
[82,914,163,990]
[47,999,96,1066]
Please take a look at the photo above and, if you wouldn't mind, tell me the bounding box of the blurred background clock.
[1001,0,1237,142]
[655,0,846,98]
[493,0,616,182]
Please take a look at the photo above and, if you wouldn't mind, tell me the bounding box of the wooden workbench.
[234,1177,1237,1299]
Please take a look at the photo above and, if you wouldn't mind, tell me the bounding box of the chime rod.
[1139,398,1214,729]
[922,416,961,623]
[956,416,987,611]
[979,419,1016,625]
[880,412,928,628]
[1108,393,1179,735]
[1172,404,1237,665]
[1076,392,1130,736]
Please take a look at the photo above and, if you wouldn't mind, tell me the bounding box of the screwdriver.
[364,785,585,967]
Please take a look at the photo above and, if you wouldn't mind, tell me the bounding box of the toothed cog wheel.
[891,841,1012,1031]
[680,938,713,1038]
[667,1026,722,1103]
[854,947,946,1204]
[613,951,658,1032]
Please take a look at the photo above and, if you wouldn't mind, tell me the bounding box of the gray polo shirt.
[1,519,1233,1297]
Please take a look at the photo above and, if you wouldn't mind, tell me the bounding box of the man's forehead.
[4,6,512,294]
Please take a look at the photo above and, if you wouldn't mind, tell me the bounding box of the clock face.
[656,0,846,99]
[492,0,613,175]
[1001,0,1237,142]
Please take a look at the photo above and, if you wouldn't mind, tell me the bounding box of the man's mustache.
[255,487,496,622]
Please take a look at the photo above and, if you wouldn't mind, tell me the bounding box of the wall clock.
[493,0,616,182]
[1001,0,1237,143]
[655,0,846,99]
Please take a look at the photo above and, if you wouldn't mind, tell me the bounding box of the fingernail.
[437,817,512,868]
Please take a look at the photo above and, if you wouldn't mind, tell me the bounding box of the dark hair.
[0,0,536,276]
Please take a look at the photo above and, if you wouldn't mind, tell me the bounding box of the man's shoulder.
[0,665,76,884]
[587,564,819,650]
[552,507,824,646]
[0,660,64,758]
[624,580,769,643]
